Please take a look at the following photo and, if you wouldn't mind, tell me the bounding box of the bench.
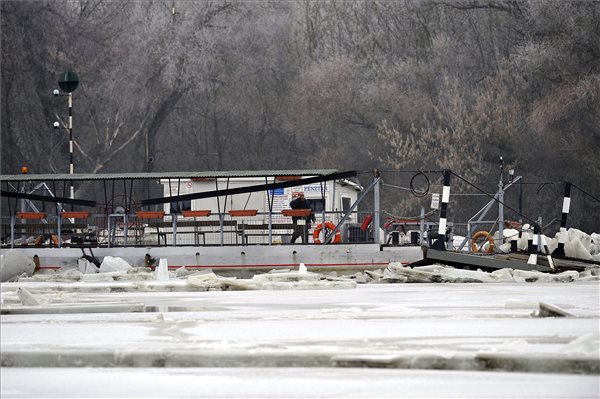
[144,220,239,245]
[6,222,92,248]
[12,222,88,234]
[145,220,237,228]
[237,223,299,245]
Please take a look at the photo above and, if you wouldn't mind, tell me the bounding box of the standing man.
[289,192,315,243]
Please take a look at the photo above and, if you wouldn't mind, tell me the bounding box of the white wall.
[161,178,360,215]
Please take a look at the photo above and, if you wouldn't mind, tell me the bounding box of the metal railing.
[0,211,377,248]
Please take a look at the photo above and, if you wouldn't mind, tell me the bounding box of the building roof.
[0,169,339,182]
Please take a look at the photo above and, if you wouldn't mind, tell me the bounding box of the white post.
[373,170,381,244]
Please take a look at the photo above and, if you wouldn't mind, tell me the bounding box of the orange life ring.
[34,235,44,247]
[313,222,341,244]
[35,235,59,247]
[471,231,495,253]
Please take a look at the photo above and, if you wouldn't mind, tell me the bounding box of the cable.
[383,209,437,221]
[381,183,412,192]
[379,169,445,174]
[379,171,432,198]
[535,182,555,195]
[410,172,430,198]
[449,171,539,226]
[571,183,600,203]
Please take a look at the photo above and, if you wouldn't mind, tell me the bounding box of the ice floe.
[99,256,132,273]
[0,249,36,282]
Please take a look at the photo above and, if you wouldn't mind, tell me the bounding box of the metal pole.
[332,179,336,220]
[432,170,451,250]
[373,170,380,244]
[321,181,326,242]
[10,215,15,249]
[498,157,504,246]
[552,182,571,257]
[419,207,425,246]
[68,93,74,200]
[527,221,541,265]
[498,184,505,247]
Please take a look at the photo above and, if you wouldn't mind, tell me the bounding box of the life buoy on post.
[313,221,341,244]
[471,231,495,253]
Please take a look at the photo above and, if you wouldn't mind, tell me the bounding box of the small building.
[161,176,362,219]
[158,172,364,245]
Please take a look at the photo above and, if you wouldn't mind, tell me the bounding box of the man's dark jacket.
[289,197,315,223]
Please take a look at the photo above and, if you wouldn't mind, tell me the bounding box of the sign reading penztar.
[303,185,329,192]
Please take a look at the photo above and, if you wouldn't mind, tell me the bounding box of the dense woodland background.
[1,1,599,232]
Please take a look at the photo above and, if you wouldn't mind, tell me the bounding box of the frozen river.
[1,281,599,398]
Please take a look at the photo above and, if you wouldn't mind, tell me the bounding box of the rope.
[380,172,432,198]
[381,183,412,192]
[571,184,600,203]
[383,209,437,221]
[410,172,430,197]
[378,169,445,174]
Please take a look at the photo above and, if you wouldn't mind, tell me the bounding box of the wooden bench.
[146,220,238,229]
[144,220,239,245]
[13,222,88,234]
[237,223,298,244]
[8,221,90,248]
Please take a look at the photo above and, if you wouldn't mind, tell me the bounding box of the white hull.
[1,244,423,276]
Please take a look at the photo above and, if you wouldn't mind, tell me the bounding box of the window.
[341,197,351,212]
[309,198,324,213]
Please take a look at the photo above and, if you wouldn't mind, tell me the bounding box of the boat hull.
[1,244,423,276]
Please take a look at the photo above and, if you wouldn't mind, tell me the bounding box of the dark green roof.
[0,169,339,182]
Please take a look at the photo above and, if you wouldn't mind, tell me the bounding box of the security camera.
[53,121,60,129]
[53,89,60,96]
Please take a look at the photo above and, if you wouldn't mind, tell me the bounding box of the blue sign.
[269,188,285,195]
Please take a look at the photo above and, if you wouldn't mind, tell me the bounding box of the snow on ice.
[1,228,599,398]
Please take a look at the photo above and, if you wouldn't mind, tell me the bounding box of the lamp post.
[53,70,78,199]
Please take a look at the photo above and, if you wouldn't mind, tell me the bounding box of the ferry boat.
[0,169,423,274]
[2,167,596,275]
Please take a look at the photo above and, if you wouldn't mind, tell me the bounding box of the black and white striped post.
[552,182,572,257]
[528,219,555,269]
[67,92,74,199]
[54,71,79,200]
[527,223,541,265]
[431,170,451,251]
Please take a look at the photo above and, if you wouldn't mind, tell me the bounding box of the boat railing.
[0,210,378,248]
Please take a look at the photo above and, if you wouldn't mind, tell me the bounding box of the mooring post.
[431,170,451,251]
[510,231,518,252]
[527,223,541,265]
[552,182,571,257]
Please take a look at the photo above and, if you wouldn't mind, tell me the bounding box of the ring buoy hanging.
[34,235,59,247]
[313,221,341,244]
[34,235,44,247]
[471,231,495,253]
